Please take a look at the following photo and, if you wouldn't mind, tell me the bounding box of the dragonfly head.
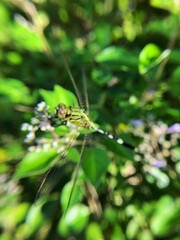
[55,103,72,120]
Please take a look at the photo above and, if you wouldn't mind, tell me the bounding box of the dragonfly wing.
[64,134,87,214]
[35,131,79,204]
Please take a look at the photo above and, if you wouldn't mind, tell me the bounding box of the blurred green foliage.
[0,0,180,239]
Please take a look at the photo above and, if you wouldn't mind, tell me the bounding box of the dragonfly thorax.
[55,103,95,129]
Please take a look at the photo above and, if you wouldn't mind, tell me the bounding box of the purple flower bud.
[130,119,144,127]
[167,123,180,133]
[153,159,166,168]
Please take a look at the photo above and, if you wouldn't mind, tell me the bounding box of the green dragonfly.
[21,54,133,213]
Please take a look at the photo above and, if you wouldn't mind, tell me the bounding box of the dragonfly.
[52,55,133,148]
[22,54,134,213]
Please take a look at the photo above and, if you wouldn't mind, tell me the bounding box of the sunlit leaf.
[60,180,83,212]
[150,196,180,236]
[86,222,104,240]
[139,43,161,74]
[40,85,78,112]
[0,78,33,104]
[10,21,46,51]
[126,219,140,239]
[58,204,89,236]
[13,149,58,178]
[111,224,126,240]
[139,229,153,240]
[0,203,29,226]
[6,51,22,65]
[25,204,45,236]
[150,0,180,14]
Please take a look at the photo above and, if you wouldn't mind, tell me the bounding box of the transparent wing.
[35,130,80,204]
[64,134,87,213]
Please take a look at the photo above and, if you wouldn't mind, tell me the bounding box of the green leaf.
[10,21,46,52]
[67,148,80,163]
[111,224,126,240]
[25,204,45,236]
[139,44,170,76]
[103,137,134,162]
[91,68,112,86]
[146,16,178,38]
[95,46,138,70]
[40,85,78,112]
[5,51,22,65]
[95,23,111,47]
[126,219,140,239]
[104,207,118,224]
[60,180,83,212]
[139,43,161,74]
[58,204,89,236]
[150,0,180,14]
[86,222,104,240]
[1,203,29,226]
[13,149,57,178]
[150,196,180,237]
[139,229,153,240]
[0,78,33,104]
[82,147,109,185]
[169,67,180,96]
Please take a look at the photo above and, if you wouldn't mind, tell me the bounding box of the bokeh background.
[0,0,180,239]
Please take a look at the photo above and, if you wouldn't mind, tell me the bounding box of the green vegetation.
[0,1,180,239]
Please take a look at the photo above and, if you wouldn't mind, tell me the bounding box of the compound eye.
[55,104,67,119]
